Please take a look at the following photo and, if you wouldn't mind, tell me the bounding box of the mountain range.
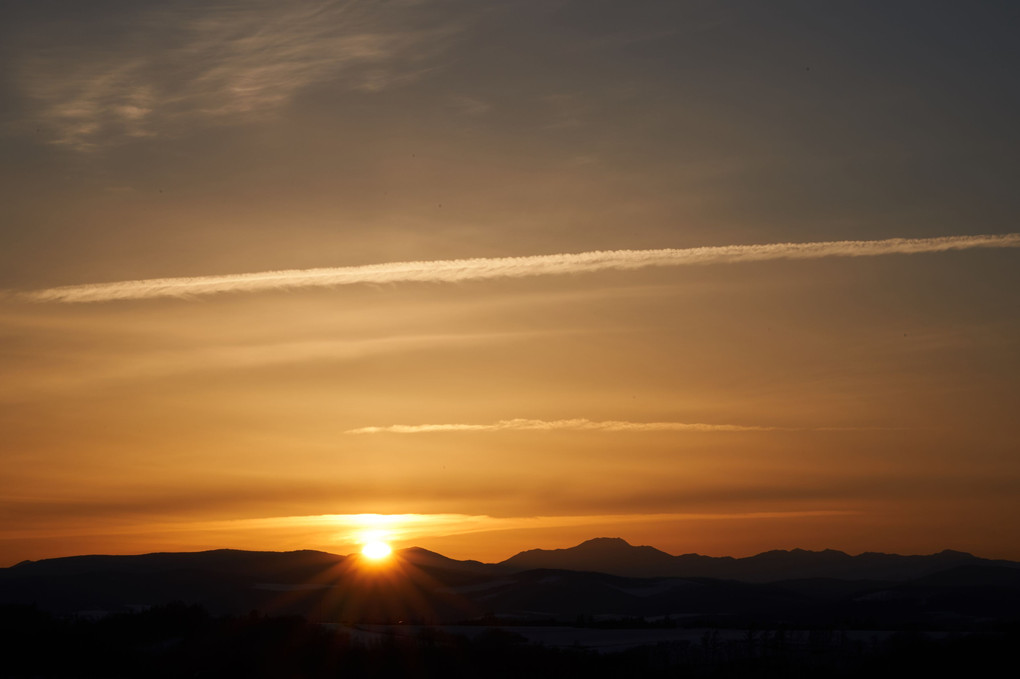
[3,538,1019,626]
[499,537,1017,581]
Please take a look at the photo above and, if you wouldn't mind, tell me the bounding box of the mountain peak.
[576,537,633,549]
[499,537,678,577]
[399,546,445,558]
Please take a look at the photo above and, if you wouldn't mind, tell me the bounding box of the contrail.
[347,418,796,434]
[345,418,898,434]
[20,233,1020,303]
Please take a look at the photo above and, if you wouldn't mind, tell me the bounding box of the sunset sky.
[2,1,1019,566]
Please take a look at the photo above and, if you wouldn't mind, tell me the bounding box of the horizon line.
[10,534,987,567]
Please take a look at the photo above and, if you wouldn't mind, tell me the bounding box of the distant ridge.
[500,537,680,577]
[7,541,1016,583]
[5,549,346,579]
[496,538,1019,582]
[3,541,1020,624]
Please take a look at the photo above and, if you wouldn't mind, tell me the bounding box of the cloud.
[17,0,458,150]
[0,332,534,403]
[0,510,857,545]
[348,418,800,434]
[19,233,1020,303]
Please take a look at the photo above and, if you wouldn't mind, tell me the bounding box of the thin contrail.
[20,233,1020,303]
[344,418,866,434]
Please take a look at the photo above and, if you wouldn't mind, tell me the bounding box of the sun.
[361,541,392,560]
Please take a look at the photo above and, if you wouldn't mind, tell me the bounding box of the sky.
[1,0,1019,566]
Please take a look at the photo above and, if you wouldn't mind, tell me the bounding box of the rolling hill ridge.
[4,538,1018,625]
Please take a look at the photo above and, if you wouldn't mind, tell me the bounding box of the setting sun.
[361,541,392,560]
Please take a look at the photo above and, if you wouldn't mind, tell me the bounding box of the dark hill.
[4,541,1019,625]
[500,537,678,577]
[498,538,1018,582]
[8,549,346,581]
[0,548,485,622]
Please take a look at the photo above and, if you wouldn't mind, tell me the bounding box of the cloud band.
[20,233,1020,303]
[347,418,788,434]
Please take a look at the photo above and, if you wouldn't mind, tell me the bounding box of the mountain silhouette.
[5,549,346,580]
[4,539,1018,625]
[497,538,1017,582]
[500,537,679,576]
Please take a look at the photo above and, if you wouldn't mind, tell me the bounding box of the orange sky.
[1,1,1019,566]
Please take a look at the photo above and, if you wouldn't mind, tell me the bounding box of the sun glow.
[361,541,392,560]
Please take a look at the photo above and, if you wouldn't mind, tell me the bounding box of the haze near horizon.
[1,1,1018,566]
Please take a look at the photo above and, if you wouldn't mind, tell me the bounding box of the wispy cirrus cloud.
[345,418,861,435]
[18,233,1020,303]
[17,0,459,150]
[0,331,534,403]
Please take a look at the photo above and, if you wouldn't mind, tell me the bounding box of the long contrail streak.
[20,233,1020,303]
[344,418,877,434]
